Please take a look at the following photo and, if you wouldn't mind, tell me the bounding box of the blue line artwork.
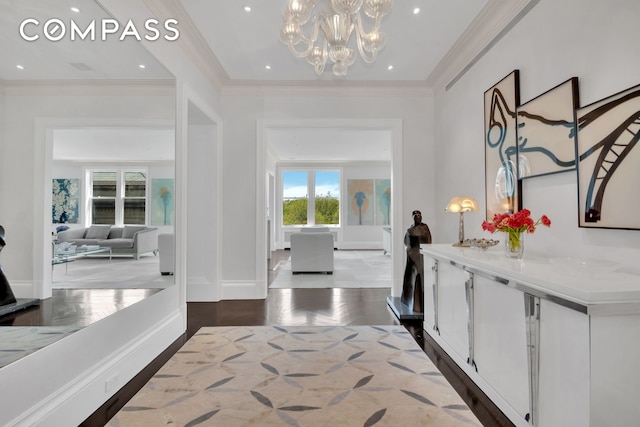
[484,70,520,219]
[577,85,640,228]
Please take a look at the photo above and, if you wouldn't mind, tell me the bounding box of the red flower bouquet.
[481,209,551,257]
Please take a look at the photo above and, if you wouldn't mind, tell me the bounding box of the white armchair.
[290,228,334,274]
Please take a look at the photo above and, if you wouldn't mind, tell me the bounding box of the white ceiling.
[179,0,487,82]
[0,0,173,80]
[2,0,492,162]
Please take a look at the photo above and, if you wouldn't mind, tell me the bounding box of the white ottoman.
[158,233,174,275]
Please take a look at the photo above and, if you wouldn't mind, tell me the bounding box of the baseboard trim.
[187,276,219,302]
[8,280,34,299]
[221,280,266,300]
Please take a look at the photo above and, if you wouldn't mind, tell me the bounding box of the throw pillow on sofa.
[123,225,147,239]
[85,225,111,239]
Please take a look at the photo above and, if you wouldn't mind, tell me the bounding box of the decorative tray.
[464,238,500,250]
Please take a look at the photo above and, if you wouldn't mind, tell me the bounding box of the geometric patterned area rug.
[107,326,481,426]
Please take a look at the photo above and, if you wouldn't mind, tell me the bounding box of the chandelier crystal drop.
[279,0,392,77]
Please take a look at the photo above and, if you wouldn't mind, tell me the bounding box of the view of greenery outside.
[315,192,339,224]
[283,198,308,225]
[282,170,340,226]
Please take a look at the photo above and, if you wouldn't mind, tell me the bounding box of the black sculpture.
[401,210,432,313]
[0,226,17,306]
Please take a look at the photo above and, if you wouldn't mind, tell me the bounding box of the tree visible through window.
[314,171,339,225]
[282,170,340,226]
[282,171,307,225]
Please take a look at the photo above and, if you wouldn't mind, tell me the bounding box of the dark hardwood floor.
[6,250,513,426]
[3,288,162,327]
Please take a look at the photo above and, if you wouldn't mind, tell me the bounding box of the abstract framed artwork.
[151,178,174,226]
[576,83,640,229]
[374,179,391,226]
[516,77,580,179]
[347,179,373,225]
[52,178,80,223]
[484,70,521,220]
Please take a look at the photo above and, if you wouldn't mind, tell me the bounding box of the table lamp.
[445,196,479,247]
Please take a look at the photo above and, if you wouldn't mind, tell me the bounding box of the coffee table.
[52,246,112,273]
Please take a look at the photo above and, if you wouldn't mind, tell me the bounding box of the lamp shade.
[445,196,479,213]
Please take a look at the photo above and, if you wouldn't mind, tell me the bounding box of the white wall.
[186,121,221,301]
[433,0,640,263]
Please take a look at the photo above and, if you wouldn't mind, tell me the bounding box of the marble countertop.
[421,244,640,312]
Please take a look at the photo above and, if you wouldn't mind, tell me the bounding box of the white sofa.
[57,225,158,259]
[290,227,334,274]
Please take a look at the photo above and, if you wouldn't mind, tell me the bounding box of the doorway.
[258,119,404,296]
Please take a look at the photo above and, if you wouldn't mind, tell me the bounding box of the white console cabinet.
[421,244,640,427]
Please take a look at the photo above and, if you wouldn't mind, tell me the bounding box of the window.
[282,169,340,226]
[91,171,117,224]
[282,171,308,225]
[314,171,339,225]
[89,168,147,226]
[123,171,146,224]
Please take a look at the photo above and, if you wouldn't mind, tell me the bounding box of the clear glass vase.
[505,230,524,259]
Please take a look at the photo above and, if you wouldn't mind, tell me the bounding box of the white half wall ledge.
[0,306,183,426]
[221,281,267,300]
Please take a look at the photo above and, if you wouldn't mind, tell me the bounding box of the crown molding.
[426,0,539,91]
[143,0,229,91]
[1,79,175,96]
[221,80,433,98]
[276,160,391,167]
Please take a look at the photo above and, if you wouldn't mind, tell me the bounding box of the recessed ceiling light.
[413,7,421,14]
[265,65,271,70]
[139,64,146,69]
[387,65,394,70]
[244,6,251,12]
[16,64,24,70]
[71,7,80,13]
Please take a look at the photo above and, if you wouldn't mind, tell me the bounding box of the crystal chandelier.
[279,0,393,77]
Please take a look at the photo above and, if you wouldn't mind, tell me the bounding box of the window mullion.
[115,170,124,226]
[307,170,315,225]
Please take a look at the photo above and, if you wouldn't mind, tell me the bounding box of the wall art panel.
[577,84,640,229]
[151,178,174,226]
[52,178,80,224]
[347,179,373,225]
[375,179,391,226]
[484,70,521,219]
[516,77,580,179]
